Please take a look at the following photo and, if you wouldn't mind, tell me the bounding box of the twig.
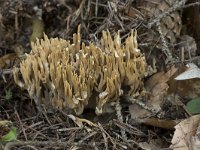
[168,56,200,65]
[98,123,108,150]
[78,131,97,144]
[182,1,200,9]
[115,98,127,141]
[156,22,173,62]
[95,0,98,17]
[0,69,13,83]
[147,0,187,28]
[14,109,28,141]
[112,132,128,149]
[113,119,146,137]
[97,123,117,148]
[124,96,161,115]
[0,69,13,75]
[4,140,94,150]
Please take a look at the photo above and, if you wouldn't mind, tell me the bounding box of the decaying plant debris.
[13,26,147,115]
[1,0,200,149]
[136,0,182,45]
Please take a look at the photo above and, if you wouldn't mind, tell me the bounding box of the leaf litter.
[0,0,200,149]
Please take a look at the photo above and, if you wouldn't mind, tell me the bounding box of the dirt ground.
[0,0,200,149]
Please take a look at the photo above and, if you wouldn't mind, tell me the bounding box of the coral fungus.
[13,26,147,115]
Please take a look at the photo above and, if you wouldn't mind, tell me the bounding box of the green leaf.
[186,97,200,115]
[1,127,17,142]
[4,89,12,100]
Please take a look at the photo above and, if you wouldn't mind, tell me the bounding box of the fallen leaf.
[139,117,180,130]
[30,16,44,42]
[129,104,151,120]
[129,103,179,129]
[1,127,17,142]
[175,63,200,80]
[186,97,200,115]
[168,64,200,99]
[145,65,178,96]
[0,53,18,69]
[139,138,168,150]
[129,66,178,124]
[170,115,200,150]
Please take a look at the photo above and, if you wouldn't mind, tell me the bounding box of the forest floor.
[1,0,200,149]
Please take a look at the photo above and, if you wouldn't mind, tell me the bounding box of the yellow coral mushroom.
[13,26,147,115]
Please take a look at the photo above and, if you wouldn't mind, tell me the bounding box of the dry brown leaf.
[129,66,178,123]
[145,65,178,96]
[136,0,182,44]
[175,63,200,80]
[146,66,177,108]
[139,139,168,150]
[129,103,179,129]
[129,104,151,120]
[0,53,18,69]
[168,64,200,99]
[140,117,179,130]
[170,115,200,150]
[145,71,165,92]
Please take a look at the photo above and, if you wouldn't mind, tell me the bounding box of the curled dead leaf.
[170,115,200,150]
[0,53,18,69]
[168,64,200,99]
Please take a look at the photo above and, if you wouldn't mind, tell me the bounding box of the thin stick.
[115,98,127,140]
[156,22,173,62]
[4,140,94,150]
[182,1,200,9]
